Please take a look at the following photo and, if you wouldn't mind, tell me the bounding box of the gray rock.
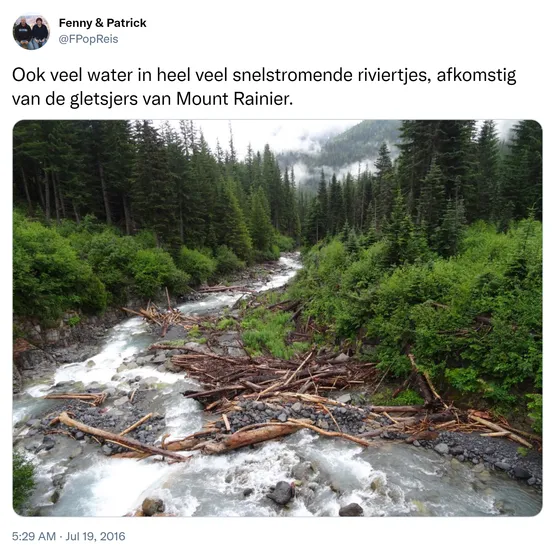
[152,353,166,364]
[450,446,464,456]
[513,467,532,480]
[111,375,119,381]
[117,363,128,373]
[102,445,113,456]
[243,488,254,497]
[412,440,421,447]
[473,463,485,474]
[126,361,138,370]
[292,461,313,481]
[339,503,364,516]
[336,394,352,404]
[267,481,294,505]
[142,497,165,516]
[457,455,465,462]
[277,413,288,423]
[494,461,512,471]
[26,419,41,428]
[75,431,85,441]
[113,396,129,407]
[334,353,350,363]
[24,439,42,451]
[434,443,450,455]
[527,477,536,486]
[484,447,495,455]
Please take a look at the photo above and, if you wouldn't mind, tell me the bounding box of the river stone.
[434,443,450,455]
[494,461,512,471]
[26,419,41,428]
[243,488,254,497]
[450,446,464,456]
[277,413,288,423]
[75,431,85,441]
[292,461,314,481]
[513,467,532,480]
[111,375,119,381]
[142,497,165,516]
[336,394,352,404]
[267,481,293,505]
[102,445,113,456]
[334,353,350,363]
[113,396,129,407]
[473,463,485,474]
[117,363,128,372]
[87,360,96,368]
[41,436,56,451]
[339,503,364,516]
[69,446,83,459]
[126,361,138,370]
[152,353,166,364]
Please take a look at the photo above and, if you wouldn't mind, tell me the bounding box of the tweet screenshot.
[3,1,551,555]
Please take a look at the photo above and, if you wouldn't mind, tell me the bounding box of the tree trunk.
[51,171,61,224]
[44,170,51,223]
[98,162,112,225]
[72,200,81,224]
[35,170,45,210]
[122,194,132,235]
[55,172,66,218]
[179,199,184,243]
[20,168,33,215]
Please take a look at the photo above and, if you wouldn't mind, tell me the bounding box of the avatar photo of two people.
[13,15,49,50]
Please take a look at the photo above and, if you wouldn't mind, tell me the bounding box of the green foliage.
[215,245,245,274]
[67,315,81,327]
[131,248,190,298]
[526,394,542,433]
[13,213,107,320]
[292,220,542,412]
[517,447,529,458]
[371,388,424,407]
[275,234,295,252]
[217,318,237,330]
[242,306,309,359]
[177,247,217,285]
[13,451,35,514]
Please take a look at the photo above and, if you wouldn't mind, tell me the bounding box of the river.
[12,255,541,517]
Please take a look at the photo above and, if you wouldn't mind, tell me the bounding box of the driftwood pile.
[171,349,377,410]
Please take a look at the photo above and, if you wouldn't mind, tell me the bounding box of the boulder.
[243,488,254,497]
[334,353,350,363]
[339,503,364,516]
[141,497,165,516]
[494,461,512,471]
[512,467,532,480]
[336,393,352,404]
[267,481,294,505]
[433,443,450,455]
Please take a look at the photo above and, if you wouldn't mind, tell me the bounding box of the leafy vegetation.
[13,451,35,514]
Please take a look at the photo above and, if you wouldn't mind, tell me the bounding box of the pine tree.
[250,187,274,252]
[418,160,446,250]
[328,173,344,235]
[475,120,500,222]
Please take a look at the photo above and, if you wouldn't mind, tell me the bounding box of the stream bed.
[12,254,542,517]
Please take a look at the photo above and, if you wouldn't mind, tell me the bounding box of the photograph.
[12,15,50,50]
[12,119,542,517]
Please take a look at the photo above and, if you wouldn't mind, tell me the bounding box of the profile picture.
[13,15,50,50]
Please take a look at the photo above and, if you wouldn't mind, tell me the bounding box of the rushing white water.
[13,254,541,517]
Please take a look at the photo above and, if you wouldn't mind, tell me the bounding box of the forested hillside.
[12,119,542,427]
[277,120,401,190]
[288,119,542,428]
[13,120,300,319]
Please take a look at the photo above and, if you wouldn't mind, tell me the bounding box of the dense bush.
[131,248,190,298]
[275,234,295,252]
[215,245,245,275]
[292,221,542,417]
[177,247,217,285]
[13,451,35,514]
[13,213,107,319]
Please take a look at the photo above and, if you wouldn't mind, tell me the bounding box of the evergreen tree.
[250,187,274,252]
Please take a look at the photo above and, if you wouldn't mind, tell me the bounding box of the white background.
[1,1,551,555]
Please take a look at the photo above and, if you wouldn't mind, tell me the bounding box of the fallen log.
[44,393,107,407]
[200,421,306,454]
[57,412,190,462]
[119,413,153,436]
[468,414,533,448]
[287,418,369,447]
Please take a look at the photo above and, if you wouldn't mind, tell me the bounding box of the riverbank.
[12,253,541,517]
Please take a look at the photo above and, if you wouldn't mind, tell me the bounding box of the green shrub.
[177,247,217,285]
[215,245,245,275]
[131,248,190,298]
[13,451,35,514]
[526,394,542,433]
[13,214,107,320]
[275,234,295,252]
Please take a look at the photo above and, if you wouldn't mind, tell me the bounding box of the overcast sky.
[177,120,361,158]
[167,119,517,160]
